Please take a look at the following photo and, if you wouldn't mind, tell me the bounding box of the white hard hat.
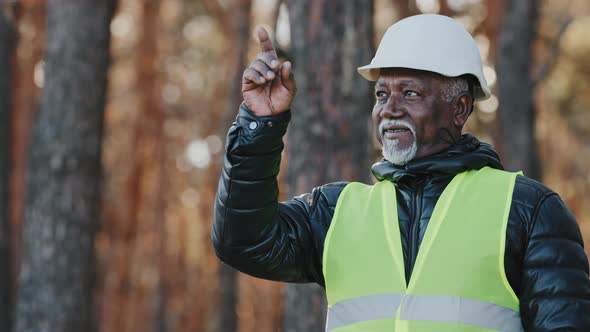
[358,14,490,101]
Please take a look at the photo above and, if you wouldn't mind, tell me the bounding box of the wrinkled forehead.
[375,68,441,89]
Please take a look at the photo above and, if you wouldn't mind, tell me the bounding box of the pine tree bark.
[205,1,252,331]
[0,5,15,332]
[9,0,46,296]
[284,1,374,331]
[122,1,164,331]
[14,1,117,331]
[497,0,540,179]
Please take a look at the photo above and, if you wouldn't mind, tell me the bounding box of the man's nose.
[380,94,405,118]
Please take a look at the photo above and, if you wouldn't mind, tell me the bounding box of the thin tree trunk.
[9,0,46,299]
[97,1,166,331]
[0,5,16,332]
[205,1,252,331]
[483,0,505,65]
[14,1,116,331]
[120,1,164,331]
[284,1,374,331]
[497,0,540,179]
[216,264,237,332]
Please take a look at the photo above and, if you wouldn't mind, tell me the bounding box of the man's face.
[372,68,456,165]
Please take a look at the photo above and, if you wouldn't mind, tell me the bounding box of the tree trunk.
[9,0,46,300]
[496,0,540,179]
[124,1,165,331]
[14,1,116,331]
[205,1,252,331]
[284,1,374,331]
[483,0,505,65]
[0,6,15,332]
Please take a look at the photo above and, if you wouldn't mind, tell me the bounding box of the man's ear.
[453,94,473,128]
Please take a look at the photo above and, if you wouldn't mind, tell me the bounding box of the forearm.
[213,102,290,247]
[212,103,314,281]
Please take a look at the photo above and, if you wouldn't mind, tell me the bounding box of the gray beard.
[380,120,418,166]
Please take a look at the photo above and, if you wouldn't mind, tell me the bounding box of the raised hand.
[242,26,296,116]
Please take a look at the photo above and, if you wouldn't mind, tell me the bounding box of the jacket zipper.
[407,176,427,284]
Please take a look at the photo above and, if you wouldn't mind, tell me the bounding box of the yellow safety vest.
[323,167,523,332]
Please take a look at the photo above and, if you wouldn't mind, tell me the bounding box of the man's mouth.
[382,124,411,138]
[384,128,409,133]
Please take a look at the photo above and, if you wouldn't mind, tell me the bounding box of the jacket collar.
[371,134,504,182]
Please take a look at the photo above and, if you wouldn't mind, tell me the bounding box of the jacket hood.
[371,133,503,182]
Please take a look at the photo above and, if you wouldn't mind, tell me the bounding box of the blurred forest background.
[0,0,589,331]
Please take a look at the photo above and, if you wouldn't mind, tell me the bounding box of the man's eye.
[375,91,387,99]
[403,90,419,97]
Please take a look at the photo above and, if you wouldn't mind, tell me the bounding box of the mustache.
[379,120,416,138]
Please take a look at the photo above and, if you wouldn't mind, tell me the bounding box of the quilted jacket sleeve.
[212,103,324,283]
[519,191,590,331]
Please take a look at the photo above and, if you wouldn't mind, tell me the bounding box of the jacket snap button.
[249,121,258,130]
[266,121,273,127]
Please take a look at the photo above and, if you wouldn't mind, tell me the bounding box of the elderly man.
[212,14,590,331]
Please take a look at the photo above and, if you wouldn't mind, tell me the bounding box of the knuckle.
[261,53,275,62]
[250,60,261,70]
[243,69,258,81]
[257,53,270,63]
[255,59,268,68]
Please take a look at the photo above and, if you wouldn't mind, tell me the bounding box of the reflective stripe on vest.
[323,167,523,332]
[327,294,522,332]
[327,294,402,330]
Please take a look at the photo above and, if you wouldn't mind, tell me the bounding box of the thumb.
[280,61,296,93]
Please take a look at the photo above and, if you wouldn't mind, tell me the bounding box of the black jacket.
[213,104,590,331]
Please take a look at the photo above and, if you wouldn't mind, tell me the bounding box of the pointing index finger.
[256,26,277,56]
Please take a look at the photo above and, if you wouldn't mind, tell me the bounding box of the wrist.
[238,102,291,132]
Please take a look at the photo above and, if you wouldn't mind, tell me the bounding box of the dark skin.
[372,68,474,160]
[242,26,296,116]
[242,28,473,162]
